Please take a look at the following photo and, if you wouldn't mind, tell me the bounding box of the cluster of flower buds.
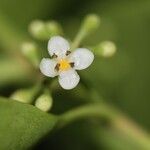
[12,14,117,112]
[29,20,63,40]
[11,84,53,112]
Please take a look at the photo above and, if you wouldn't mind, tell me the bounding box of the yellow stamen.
[59,59,71,71]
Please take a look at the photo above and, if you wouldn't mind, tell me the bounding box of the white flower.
[40,36,94,90]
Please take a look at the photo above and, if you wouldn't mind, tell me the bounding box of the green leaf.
[0,97,57,150]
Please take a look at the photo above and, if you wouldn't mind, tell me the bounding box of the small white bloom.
[40,36,94,90]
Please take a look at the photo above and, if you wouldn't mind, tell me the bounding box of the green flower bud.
[35,93,53,112]
[29,20,63,40]
[21,42,39,67]
[29,20,47,40]
[46,21,63,36]
[82,14,100,33]
[95,41,117,57]
[10,85,41,104]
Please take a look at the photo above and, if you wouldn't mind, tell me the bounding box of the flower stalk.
[71,14,100,50]
[57,103,150,150]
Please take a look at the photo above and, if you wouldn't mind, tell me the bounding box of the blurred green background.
[0,0,150,150]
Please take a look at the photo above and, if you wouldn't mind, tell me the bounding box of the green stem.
[71,28,87,50]
[57,103,150,150]
[71,14,100,50]
[58,103,114,127]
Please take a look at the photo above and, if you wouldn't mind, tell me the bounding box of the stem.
[58,103,115,127]
[57,103,150,150]
[71,28,87,50]
[71,14,100,50]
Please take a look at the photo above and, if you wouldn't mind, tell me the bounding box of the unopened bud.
[82,14,100,33]
[29,20,47,40]
[46,21,63,36]
[96,41,117,57]
[35,93,53,112]
[29,20,63,40]
[11,85,40,104]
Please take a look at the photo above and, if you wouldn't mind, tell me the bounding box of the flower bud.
[35,93,53,112]
[21,42,39,67]
[29,20,63,40]
[10,85,40,104]
[82,14,100,33]
[46,21,63,36]
[96,41,117,57]
[29,20,47,40]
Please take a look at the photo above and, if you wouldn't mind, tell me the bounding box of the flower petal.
[48,36,70,58]
[58,69,80,90]
[69,48,94,70]
[40,58,58,77]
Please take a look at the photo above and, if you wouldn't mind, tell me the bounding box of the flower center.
[58,59,71,71]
